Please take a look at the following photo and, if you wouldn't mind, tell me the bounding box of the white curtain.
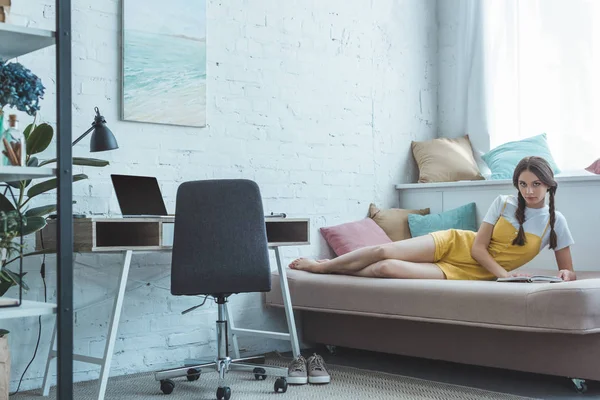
[456,0,600,172]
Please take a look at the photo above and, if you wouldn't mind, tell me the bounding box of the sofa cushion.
[320,218,392,256]
[368,203,430,242]
[481,133,560,180]
[585,158,600,174]
[408,202,477,237]
[411,135,484,183]
[266,269,600,333]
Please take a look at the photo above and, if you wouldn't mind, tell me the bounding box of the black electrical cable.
[10,228,47,396]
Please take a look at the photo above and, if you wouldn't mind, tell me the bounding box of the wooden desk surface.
[36,217,310,253]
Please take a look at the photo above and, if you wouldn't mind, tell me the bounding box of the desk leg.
[227,246,301,359]
[274,247,300,358]
[41,252,133,399]
[41,322,58,396]
[97,250,132,400]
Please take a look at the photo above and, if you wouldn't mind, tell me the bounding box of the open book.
[497,275,563,283]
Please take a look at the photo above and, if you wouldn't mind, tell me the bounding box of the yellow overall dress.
[430,200,550,280]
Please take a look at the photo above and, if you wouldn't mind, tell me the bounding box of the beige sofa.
[265,268,600,390]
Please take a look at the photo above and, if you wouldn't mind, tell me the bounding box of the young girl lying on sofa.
[289,156,578,281]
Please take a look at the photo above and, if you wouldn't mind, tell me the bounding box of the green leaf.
[26,123,54,155]
[0,329,9,337]
[27,156,39,167]
[0,278,13,297]
[19,216,46,237]
[3,269,29,291]
[27,174,88,199]
[24,204,56,217]
[4,180,20,190]
[23,123,35,141]
[0,194,15,212]
[39,157,110,168]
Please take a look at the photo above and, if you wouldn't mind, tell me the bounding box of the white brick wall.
[3,0,437,391]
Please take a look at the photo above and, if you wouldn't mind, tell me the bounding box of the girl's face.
[517,170,548,209]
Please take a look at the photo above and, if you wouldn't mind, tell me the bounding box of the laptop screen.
[111,174,168,216]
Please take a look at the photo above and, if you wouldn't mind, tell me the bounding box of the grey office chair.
[154,179,288,400]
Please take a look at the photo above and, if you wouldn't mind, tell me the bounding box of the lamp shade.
[88,107,118,152]
[90,123,118,152]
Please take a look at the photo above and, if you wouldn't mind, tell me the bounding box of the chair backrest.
[171,179,271,296]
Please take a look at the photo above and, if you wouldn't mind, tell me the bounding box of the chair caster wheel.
[186,368,200,381]
[274,377,288,393]
[216,386,231,400]
[253,367,267,380]
[572,378,587,393]
[160,379,175,394]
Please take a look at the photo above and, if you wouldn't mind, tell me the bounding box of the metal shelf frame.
[0,3,75,398]
[56,1,74,398]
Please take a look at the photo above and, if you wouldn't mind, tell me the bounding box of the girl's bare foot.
[288,258,324,273]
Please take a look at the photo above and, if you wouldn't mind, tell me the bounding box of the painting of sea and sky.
[122,0,206,127]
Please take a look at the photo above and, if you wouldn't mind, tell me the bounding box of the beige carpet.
[12,354,538,400]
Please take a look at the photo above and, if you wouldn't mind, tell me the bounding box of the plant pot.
[0,0,9,23]
[0,335,9,400]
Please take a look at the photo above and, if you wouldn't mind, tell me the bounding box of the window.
[485,0,600,171]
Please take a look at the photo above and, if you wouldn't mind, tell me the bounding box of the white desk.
[36,216,309,400]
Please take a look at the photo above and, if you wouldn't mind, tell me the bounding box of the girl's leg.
[289,234,436,274]
[351,259,445,279]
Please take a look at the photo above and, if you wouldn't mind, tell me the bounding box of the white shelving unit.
[0,166,55,182]
[0,21,59,344]
[0,23,55,60]
[0,299,56,319]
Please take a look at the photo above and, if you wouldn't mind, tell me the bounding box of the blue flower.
[0,62,45,116]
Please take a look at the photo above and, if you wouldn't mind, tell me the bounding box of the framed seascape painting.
[122,0,206,127]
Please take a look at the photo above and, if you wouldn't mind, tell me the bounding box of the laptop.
[111,174,169,217]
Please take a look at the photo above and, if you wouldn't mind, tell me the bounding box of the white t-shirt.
[482,195,574,251]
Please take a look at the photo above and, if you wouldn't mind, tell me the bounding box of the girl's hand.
[557,269,577,281]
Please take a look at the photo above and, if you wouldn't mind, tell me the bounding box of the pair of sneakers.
[287,353,330,385]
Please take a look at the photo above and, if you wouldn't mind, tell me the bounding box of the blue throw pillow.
[481,133,560,180]
[408,203,478,237]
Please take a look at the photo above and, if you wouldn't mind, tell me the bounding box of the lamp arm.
[72,125,95,147]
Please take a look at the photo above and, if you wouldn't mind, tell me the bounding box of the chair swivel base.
[155,355,288,398]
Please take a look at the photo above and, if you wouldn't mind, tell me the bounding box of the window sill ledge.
[395,172,600,190]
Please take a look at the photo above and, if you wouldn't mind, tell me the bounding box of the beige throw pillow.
[368,203,430,242]
[411,135,484,183]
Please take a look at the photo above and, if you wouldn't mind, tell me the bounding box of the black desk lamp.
[72,107,119,152]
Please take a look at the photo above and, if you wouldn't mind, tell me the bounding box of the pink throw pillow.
[320,218,393,256]
[585,158,600,174]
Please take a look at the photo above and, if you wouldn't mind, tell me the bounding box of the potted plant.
[0,61,108,296]
[0,121,109,296]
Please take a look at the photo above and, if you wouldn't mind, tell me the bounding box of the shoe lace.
[308,353,327,372]
[289,355,306,372]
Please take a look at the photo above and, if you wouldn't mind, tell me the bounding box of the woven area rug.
[12,354,538,400]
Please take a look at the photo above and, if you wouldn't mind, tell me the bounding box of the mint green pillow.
[408,203,477,237]
[481,133,560,180]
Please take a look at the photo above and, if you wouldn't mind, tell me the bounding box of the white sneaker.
[307,353,330,384]
[287,355,308,385]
